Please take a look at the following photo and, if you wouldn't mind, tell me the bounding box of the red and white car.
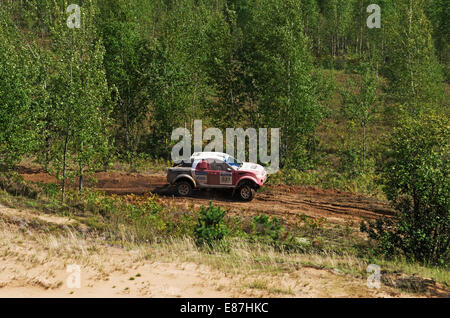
[167,152,267,201]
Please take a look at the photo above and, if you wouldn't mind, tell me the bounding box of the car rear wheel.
[176,180,192,196]
[238,182,256,201]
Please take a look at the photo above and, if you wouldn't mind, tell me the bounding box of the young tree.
[241,0,322,168]
[204,2,247,130]
[143,41,192,159]
[425,0,449,65]
[143,1,232,157]
[300,0,320,51]
[362,110,449,265]
[342,64,379,173]
[325,0,356,58]
[384,0,444,112]
[0,6,39,169]
[96,0,152,166]
[46,0,112,199]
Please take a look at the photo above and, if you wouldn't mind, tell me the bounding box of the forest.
[0,1,448,267]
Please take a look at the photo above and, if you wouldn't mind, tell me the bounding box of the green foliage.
[194,202,229,247]
[268,168,382,197]
[383,0,444,111]
[0,172,40,199]
[0,8,40,168]
[1,1,448,270]
[2,0,447,180]
[39,1,112,197]
[246,214,300,251]
[252,214,284,241]
[362,111,449,265]
[96,0,152,164]
[240,0,323,168]
[341,64,380,174]
[425,0,449,64]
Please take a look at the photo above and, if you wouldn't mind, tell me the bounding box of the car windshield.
[226,156,243,168]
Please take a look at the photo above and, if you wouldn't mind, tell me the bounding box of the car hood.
[238,162,267,177]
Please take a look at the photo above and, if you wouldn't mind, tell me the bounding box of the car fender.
[173,174,197,188]
[237,176,261,188]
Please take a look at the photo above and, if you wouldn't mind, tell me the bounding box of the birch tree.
[384,0,443,112]
[46,0,112,199]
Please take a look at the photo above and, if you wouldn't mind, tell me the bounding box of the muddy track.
[20,169,394,227]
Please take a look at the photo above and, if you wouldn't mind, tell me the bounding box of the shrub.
[194,202,228,247]
[252,214,284,241]
[362,111,449,265]
[250,214,298,250]
[0,172,39,199]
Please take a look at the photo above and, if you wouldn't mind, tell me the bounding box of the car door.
[218,162,233,186]
[206,159,221,186]
[193,159,209,185]
[208,159,234,186]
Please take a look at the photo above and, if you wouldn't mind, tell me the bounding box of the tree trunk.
[45,134,50,173]
[363,124,366,173]
[78,163,83,193]
[61,132,69,202]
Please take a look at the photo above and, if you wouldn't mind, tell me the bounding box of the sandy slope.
[0,203,421,298]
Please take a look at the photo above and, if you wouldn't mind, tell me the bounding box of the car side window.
[208,159,229,171]
[206,159,217,170]
[217,161,230,171]
[223,162,233,171]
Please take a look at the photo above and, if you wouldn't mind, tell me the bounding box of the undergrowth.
[0,173,448,291]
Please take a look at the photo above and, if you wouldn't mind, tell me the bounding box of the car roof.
[191,152,230,161]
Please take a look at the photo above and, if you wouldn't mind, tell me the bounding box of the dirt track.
[21,169,394,227]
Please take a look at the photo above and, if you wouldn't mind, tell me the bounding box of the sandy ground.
[0,202,420,298]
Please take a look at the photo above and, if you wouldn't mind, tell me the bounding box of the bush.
[194,202,228,247]
[362,111,449,266]
[252,214,284,241]
[249,214,298,250]
[0,172,39,199]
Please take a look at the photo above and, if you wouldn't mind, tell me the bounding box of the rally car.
[167,152,267,201]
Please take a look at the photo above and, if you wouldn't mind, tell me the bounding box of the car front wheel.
[238,183,256,201]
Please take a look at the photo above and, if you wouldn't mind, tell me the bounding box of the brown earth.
[20,168,394,227]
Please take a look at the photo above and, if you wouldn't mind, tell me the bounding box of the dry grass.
[0,215,420,298]
[135,236,366,276]
[0,192,447,298]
